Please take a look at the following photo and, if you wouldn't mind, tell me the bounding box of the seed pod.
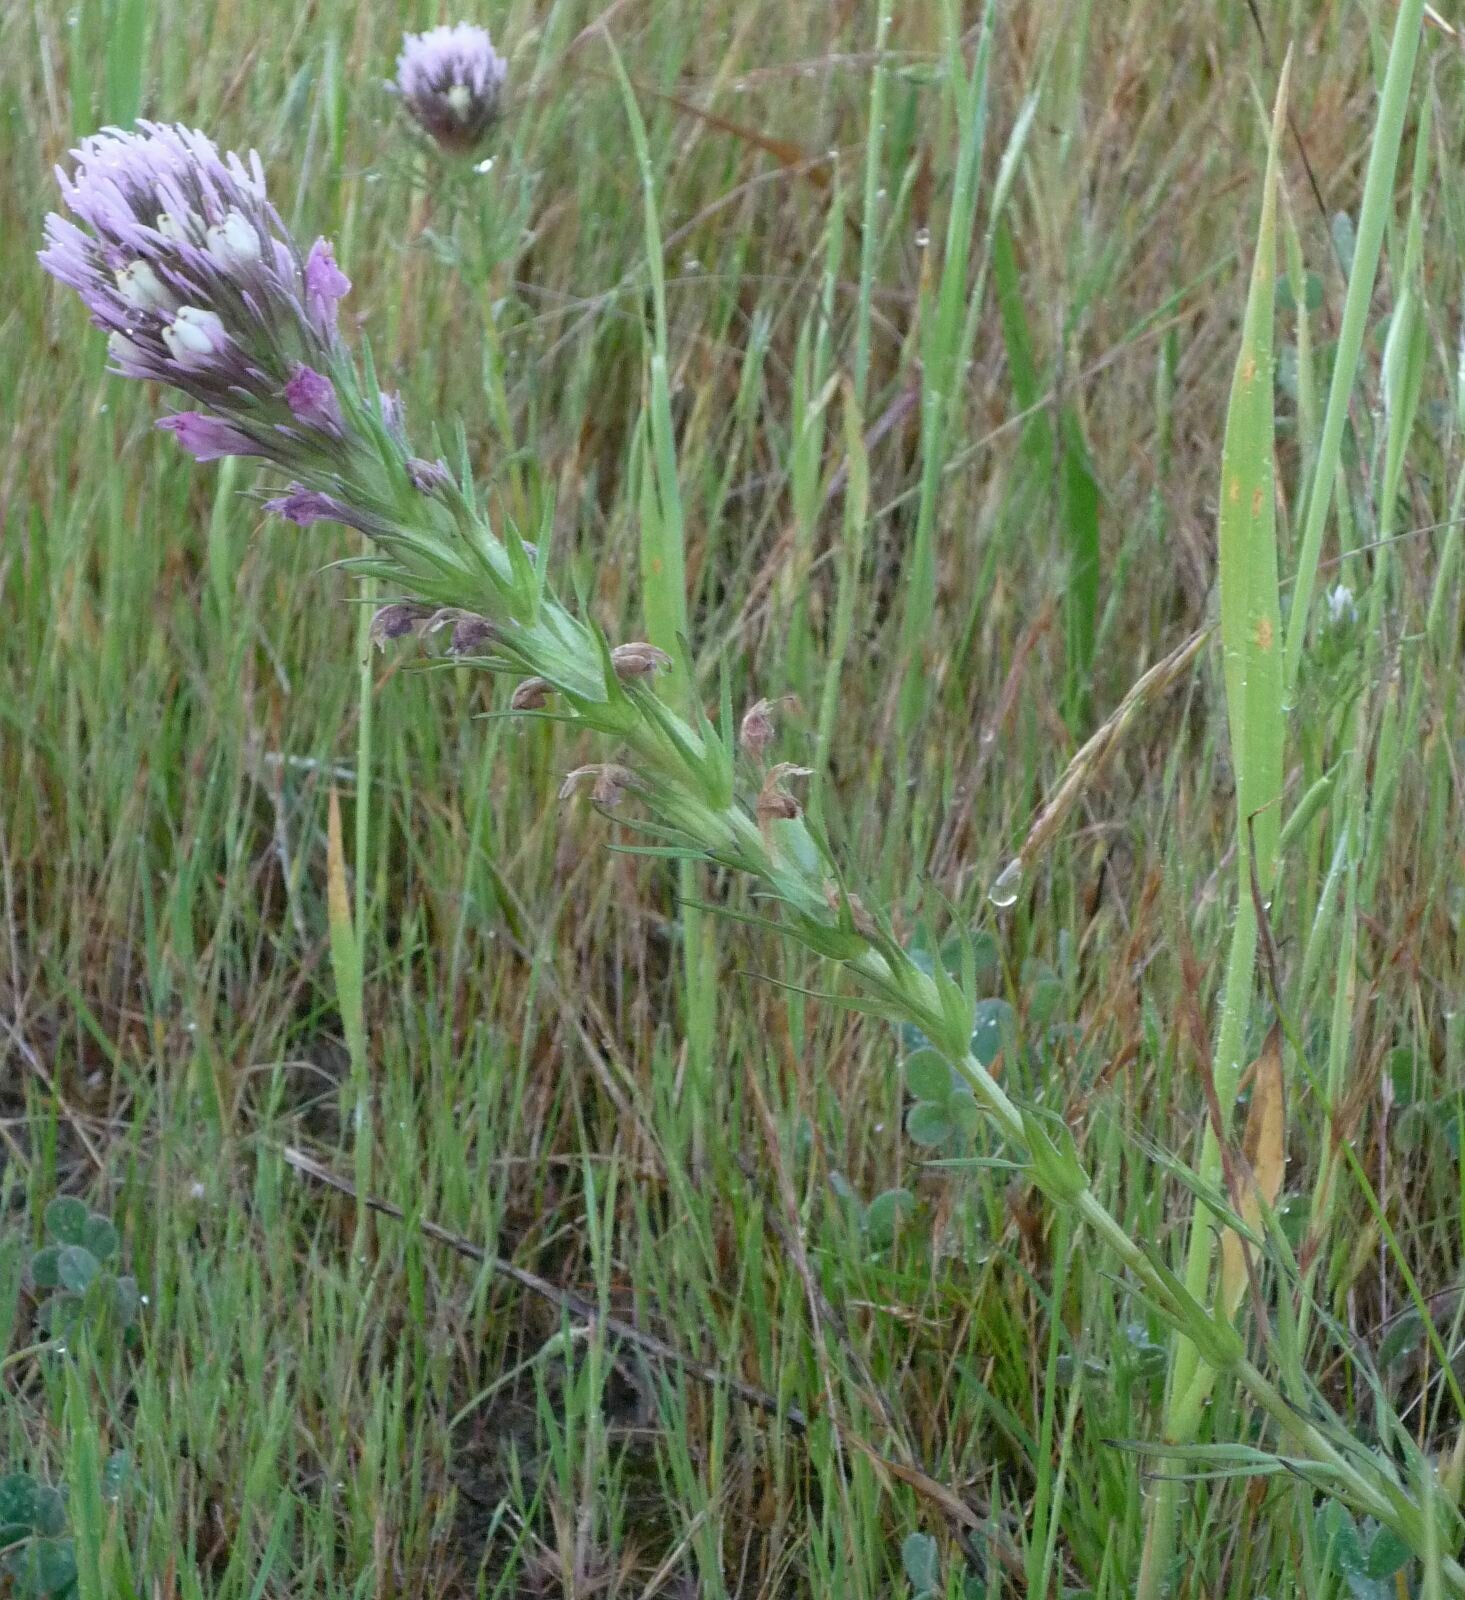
[756,763,813,829]
[740,693,800,758]
[740,698,776,757]
[449,613,495,654]
[559,764,637,807]
[510,676,553,711]
[369,601,433,648]
[610,642,673,680]
[825,883,878,940]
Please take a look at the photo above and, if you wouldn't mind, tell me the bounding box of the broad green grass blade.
[326,783,369,1237]
[1137,52,1289,1600]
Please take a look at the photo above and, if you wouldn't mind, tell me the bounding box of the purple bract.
[156,412,264,462]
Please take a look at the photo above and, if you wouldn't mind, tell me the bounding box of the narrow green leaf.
[1217,59,1287,902]
[325,788,366,1079]
[1060,410,1101,722]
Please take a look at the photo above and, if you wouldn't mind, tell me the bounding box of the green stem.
[351,572,374,1251]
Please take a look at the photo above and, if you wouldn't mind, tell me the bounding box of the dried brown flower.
[756,762,813,828]
[739,693,800,757]
[510,676,553,710]
[369,601,434,649]
[559,763,638,807]
[825,883,878,940]
[610,642,673,680]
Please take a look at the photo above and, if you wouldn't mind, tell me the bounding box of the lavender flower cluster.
[38,122,455,544]
[392,23,507,152]
[40,124,353,472]
[38,109,536,640]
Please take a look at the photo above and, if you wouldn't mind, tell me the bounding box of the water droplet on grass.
[988,858,1023,909]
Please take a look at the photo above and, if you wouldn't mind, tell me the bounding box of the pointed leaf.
[1217,58,1288,901]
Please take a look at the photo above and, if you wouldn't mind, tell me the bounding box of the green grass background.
[5,0,1465,1594]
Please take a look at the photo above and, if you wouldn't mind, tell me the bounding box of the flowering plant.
[38,121,1465,1585]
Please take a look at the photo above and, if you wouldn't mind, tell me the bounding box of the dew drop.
[988,857,1023,909]
[914,226,931,248]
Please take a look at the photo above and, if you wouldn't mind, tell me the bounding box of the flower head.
[39,122,353,469]
[40,122,463,556]
[392,24,507,152]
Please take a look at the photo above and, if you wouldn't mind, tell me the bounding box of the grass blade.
[1138,53,1290,1600]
